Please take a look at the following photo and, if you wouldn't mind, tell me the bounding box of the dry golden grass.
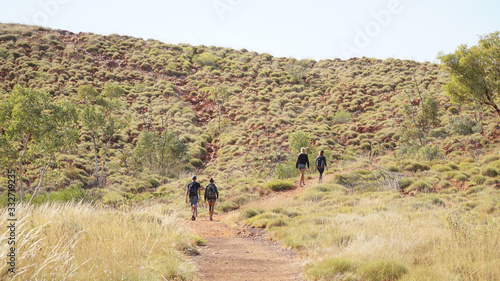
[0,202,196,280]
[243,183,500,280]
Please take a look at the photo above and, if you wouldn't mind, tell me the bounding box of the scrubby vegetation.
[0,23,499,279]
[236,175,500,280]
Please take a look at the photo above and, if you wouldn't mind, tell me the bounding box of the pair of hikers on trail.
[296,147,328,186]
[185,176,219,221]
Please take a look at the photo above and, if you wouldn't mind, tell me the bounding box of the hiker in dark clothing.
[204,178,219,221]
[315,150,328,183]
[186,176,201,221]
[296,147,310,187]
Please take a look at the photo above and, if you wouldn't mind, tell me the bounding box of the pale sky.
[0,0,499,62]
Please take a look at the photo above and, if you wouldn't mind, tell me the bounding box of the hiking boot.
[210,218,213,221]
[191,216,195,221]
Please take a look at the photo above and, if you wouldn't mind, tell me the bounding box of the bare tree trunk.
[17,136,29,203]
[218,106,221,133]
[92,136,100,186]
[485,89,500,117]
[99,138,111,187]
[27,156,51,206]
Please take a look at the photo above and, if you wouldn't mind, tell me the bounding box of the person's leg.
[300,169,305,186]
[194,201,198,218]
[209,201,215,220]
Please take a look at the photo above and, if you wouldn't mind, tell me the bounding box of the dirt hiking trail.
[187,172,336,281]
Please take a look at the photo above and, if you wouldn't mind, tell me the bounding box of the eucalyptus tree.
[440,32,500,117]
[79,83,126,187]
[0,86,78,203]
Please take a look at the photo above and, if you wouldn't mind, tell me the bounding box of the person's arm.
[198,184,201,199]
[296,155,300,169]
[185,185,188,203]
[215,185,219,199]
[306,154,310,169]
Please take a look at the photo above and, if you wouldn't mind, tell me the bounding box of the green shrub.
[147,178,161,188]
[189,158,203,168]
[265,179,294,191]
[240,208,264,219]
[403,161,430,172]
[273,161,299,179]
[471,174,487,185]
[482,167,499,177]
[399,178,414,189]
[448,116,482,135]
[447,106,459,114]
[444,171,460,180]
[218,201,239,212]
[288,130,311,154]
[245,212,288,228]
[331,110,352,124]
[429,127,448,138]
[359,260,408,281]
[102,191,125,206]
[466,185,486,195]
[417,145,444,161]
[305,258,358,280]
[431,164,452,172]
[482,155,500,164]
[439,187,457,194]
[453,173,469,182]
[193,52,219,67]
[408,180,433,193]
[438,180,452,189]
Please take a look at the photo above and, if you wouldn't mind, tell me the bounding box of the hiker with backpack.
[296,147,310,187]
[315,150,328,183]
[186,176,201,221]
[204,178,219,221]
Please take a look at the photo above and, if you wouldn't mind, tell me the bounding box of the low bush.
[239,208,264,219]
[189,158,203,168]
[265,179,294,191]
[218,201,239,212]
[331,110,352,124]
[399,178,414,189]
[471,175,487,185]
[453,173,469,182]
[466,185,486,195]
[403,161,430,172]
[407,180,433,193]
[305,258,358,280]
[359,259,408,281]
[482,167,499,177]
[437,180,452,189]
[247,212,289,228]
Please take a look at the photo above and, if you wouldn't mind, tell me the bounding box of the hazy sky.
[0,0,499,62]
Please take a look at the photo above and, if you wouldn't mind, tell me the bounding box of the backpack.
[206,183,217,200]
[188,182,198,196]
[316,156,326,168]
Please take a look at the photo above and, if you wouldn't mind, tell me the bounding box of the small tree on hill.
[79,83,126,187]
[209,83,229,134]
[399,75,440,157]
[134,127,189,175]
[288,131,311,154]
[439,32,500,117]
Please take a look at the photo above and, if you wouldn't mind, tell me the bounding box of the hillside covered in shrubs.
[0,23,499,206]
